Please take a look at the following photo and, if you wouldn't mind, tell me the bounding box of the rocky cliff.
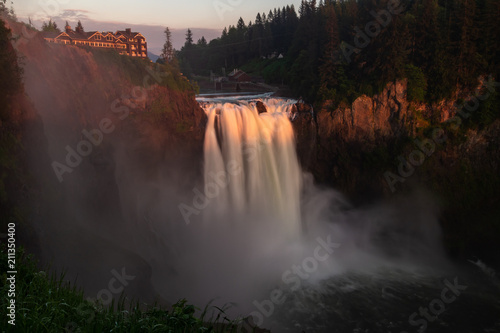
[292,78,500,262]
[4,18,207,304]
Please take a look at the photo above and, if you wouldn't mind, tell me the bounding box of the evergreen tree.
[76,20,84,32]
[481,0,500,78]
[236,17,245,31]
[173,0,498,105]
[161,27,174,62]
[318,3,340,100]
[452,0,480,91]
[252,13,265,57]
[197,36,207,46]
[185,28,193,47]
[41,19,60,33]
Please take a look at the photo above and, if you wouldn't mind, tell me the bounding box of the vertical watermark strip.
[6,222,17,326]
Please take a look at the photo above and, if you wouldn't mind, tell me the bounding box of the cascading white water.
[202,99,302,240]
[145,96,450,332]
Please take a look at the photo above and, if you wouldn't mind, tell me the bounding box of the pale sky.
[14,0,302,30]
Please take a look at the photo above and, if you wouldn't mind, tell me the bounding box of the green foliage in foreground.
[0,246,252,332]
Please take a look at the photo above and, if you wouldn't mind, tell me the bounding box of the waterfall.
[159,96,452,331]
[201,98,302,240]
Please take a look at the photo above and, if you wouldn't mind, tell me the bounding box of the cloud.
[59,9,91,21]
[24,8,91,24]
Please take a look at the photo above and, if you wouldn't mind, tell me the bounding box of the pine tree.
[318,2,340,100]
[252,13,265,57]
[481,0,500,78]
[161,27,174,62]
[41,19,60,33]
[451,0,480,91]
[185,28,193,47]
[76,20,84,32]
[197,36,207,46]
[236,17,246,31]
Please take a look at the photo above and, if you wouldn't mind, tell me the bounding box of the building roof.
[115,30,145,39]
[229,69,250,80]
[43,31,61,39]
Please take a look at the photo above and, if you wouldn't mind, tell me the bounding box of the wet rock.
[294,102,313,114]
[256,101,267,114]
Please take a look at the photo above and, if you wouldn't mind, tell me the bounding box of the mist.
[31,95,452,329]
[15,27,453,330]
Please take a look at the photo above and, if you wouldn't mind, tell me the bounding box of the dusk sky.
[14,0,302,54]
[14,0,302,30]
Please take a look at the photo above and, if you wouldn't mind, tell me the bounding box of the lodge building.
[43,24,147,58]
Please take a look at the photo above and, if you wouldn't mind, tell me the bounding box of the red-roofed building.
[228,69,251,82]
[43,25,147,59]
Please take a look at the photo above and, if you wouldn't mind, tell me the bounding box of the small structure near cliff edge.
[228,69,251,82]
[43,24,148,59]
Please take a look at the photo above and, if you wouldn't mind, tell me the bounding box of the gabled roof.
[43,31,63,39]
[229,69,248,78]
[87,31,104,39]
[63,30,97,40]
[100,32,120,41]
[115,30,144,39]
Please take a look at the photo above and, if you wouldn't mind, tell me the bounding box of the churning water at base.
[160,96,500,332]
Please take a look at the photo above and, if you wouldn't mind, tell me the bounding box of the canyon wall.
[292,79,500,261]
[5,18,207,304]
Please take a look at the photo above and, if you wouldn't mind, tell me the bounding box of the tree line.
[171,0,499,105]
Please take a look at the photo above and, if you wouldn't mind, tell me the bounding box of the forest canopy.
[176,0,500,105]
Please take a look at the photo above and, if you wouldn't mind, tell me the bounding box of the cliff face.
[6,18,207,304]
[292,80,414,196]
[10,20,205,155]
[292,79,500,261]
[316,80,411,143]
[0,17,41,251]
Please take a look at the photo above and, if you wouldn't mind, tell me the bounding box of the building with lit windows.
[43,24,147,58]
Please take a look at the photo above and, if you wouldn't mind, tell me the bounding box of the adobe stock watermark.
[341,0,404,64]
[401,277,467,333]
[51,66,169,183]
[213,0,243,21]
[384,76,500,192]
[238,235,341,331]
[64,267,135,332]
